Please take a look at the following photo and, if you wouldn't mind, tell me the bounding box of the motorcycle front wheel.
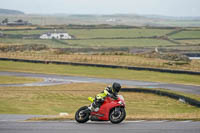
[75,106,90,123]
[109,107,126,124]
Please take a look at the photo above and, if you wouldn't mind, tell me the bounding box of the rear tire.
[109,107,126,124]
[75,106,90,123]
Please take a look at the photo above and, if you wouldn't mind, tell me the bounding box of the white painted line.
[146,120,169,123]
[179,120,193,123]
[22,120,76,123]
[45,78,89,83]
[125,120,146,123]
[66,80,89,83]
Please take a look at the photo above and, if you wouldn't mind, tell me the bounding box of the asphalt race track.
[0,115,199,133]
[0,71,200,94]
[0,120,200,133]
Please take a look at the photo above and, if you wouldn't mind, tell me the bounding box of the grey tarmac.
[0,121,200,133]
[0,71,200,94]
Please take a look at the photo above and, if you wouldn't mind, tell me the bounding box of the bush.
[160,53,191,62]
[0,44,48,52]
[53,47,130,54]
[138,51,191,65]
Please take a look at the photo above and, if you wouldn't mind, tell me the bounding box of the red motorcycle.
[75,95,126,124]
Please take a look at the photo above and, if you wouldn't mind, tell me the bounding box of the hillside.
[0,12,200,26]
[0,8,24,15]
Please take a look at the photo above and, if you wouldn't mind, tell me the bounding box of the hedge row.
[0,44,48,52]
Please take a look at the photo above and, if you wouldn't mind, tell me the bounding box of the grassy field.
[3,30,51,35]
[0,83,200,120]
[0,38,70,48]
[0,75,42,84]
[0,27,178,48]
[169,30,200,39]
[0,60,200,86]
[2,28,173,38]
[0,28,176,48]
[176,39,200,45]
[1,26,200,73]
[66,38,177,47]
[0,38,177,48]
[154,20,200,27]
[67,29,173,39]
[1,26,200,50]
[0,26,37,30]
[1,26,200,49]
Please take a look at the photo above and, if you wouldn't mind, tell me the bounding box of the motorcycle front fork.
[88,104,99,112]
[114,107,121,116]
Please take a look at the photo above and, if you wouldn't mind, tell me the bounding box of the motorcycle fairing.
[90,96,123,121]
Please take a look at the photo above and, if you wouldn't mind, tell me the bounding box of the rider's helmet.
[112,82,121,94]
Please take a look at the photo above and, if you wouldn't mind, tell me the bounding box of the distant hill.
[143,14,200,21]
[0,8,24,15]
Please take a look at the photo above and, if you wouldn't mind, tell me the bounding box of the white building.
[106,18,116,22]
[40,32,72,40]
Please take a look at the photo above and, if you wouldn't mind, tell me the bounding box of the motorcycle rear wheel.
[109,107,126,124]
[75,106,90,123]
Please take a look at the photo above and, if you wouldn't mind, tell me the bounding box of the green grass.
[154,20,200,27]
[134,87,200,101]
[176,39,200,45]
[0,75,42,84]
[66,38,176,47]
[0,83,200,120]
[0,60,200,86]
[0,38,70,48]
[67,29,173,39]
[3,30,51,35]
[0,38,177,48]
[170,30,200,39]
[1,28,173,38]
[3,27,199,48]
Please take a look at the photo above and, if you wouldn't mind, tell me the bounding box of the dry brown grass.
[126,113,200,121]
[1,83,200,121]
[0,52,200,72]
[0,26,37,30]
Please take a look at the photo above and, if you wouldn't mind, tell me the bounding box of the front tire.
[75,106,90,123]
[109,107,126,124]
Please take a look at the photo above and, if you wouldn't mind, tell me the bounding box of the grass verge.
[1,83,200,121]
[0,75,43,84]
[0,60,200,86]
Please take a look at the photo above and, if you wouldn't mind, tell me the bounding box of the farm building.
[40,32,72,40]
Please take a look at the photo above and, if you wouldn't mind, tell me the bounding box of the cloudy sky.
[1,0,200,16]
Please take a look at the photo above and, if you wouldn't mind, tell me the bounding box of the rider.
[88,82,121,112]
